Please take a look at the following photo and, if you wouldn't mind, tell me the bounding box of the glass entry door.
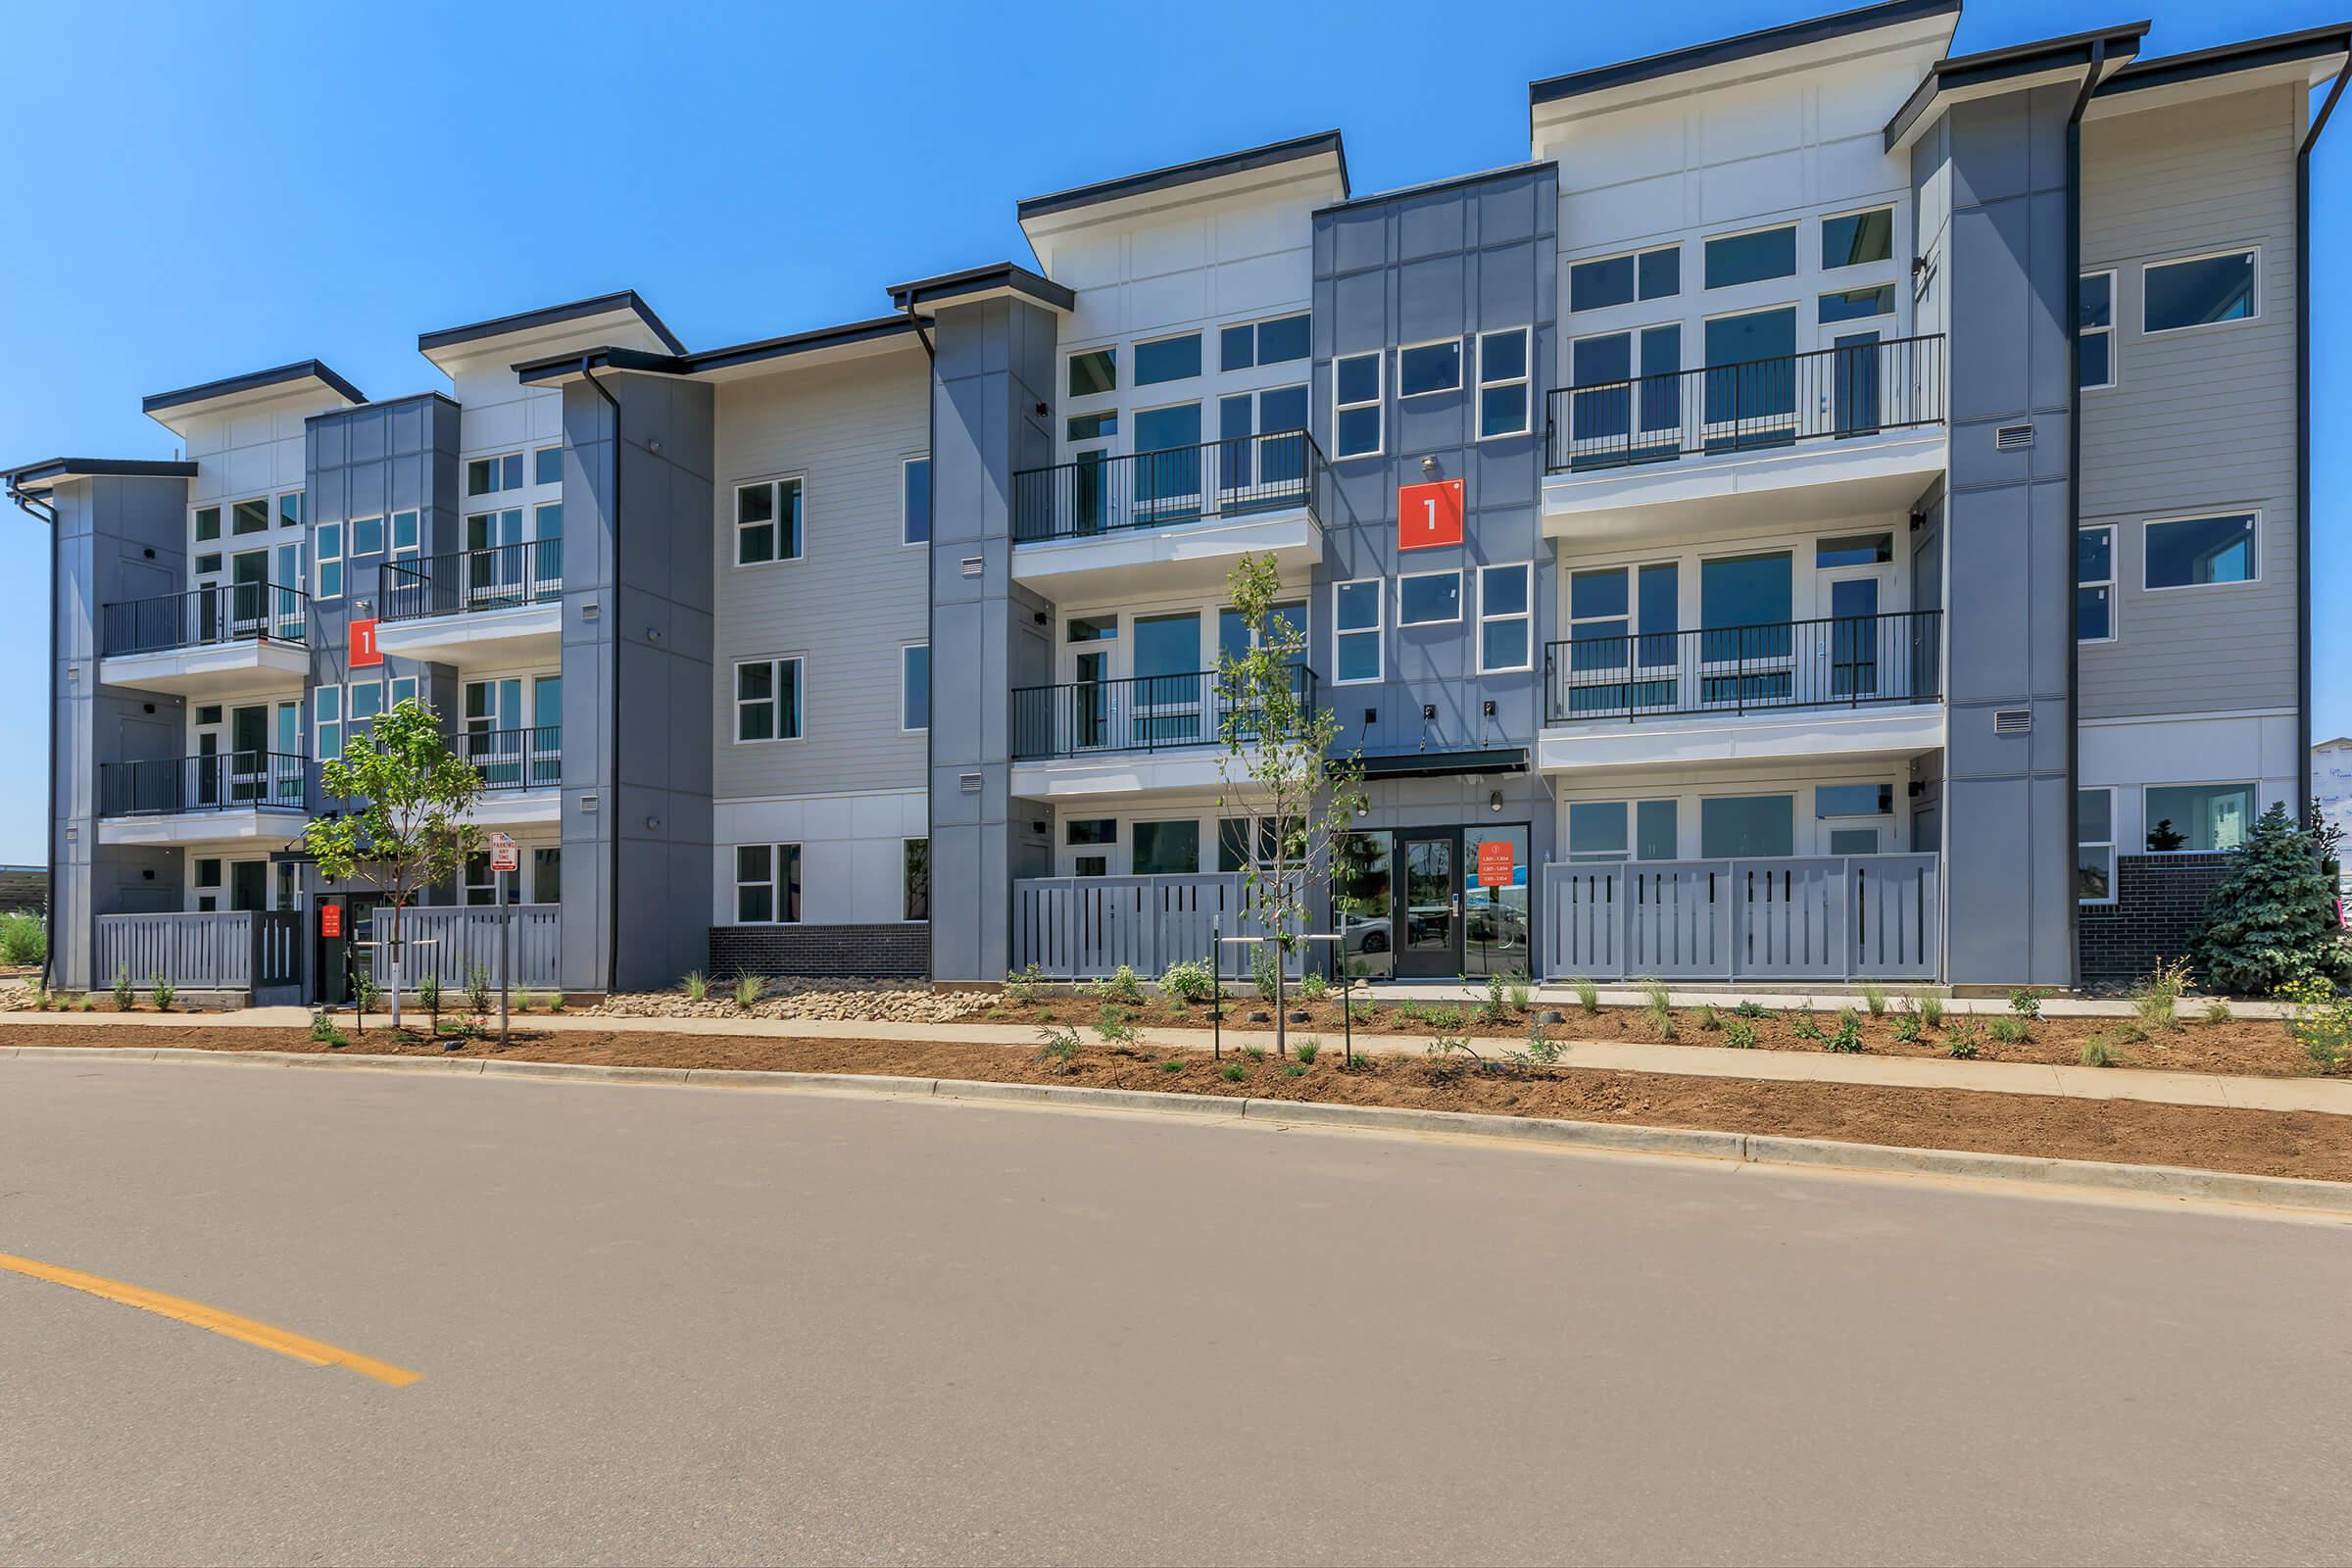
[1396,831,1463,978]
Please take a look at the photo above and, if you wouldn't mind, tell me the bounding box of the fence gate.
[253,910,305,1006]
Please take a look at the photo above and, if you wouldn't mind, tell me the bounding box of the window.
[1397,339,1462,398]
[1569,246,1679,311]
[315,687,342,761]
[232,498,270,536]
[735,477,804,565]
[316,521,344,599]
[902,456,931,545]
[1218,816,1298,872]
[1821,208,1893,270]
[1134,332,1202,386]
[534,446,563,486]
[1568,325,1681,450]
[194,506,220,543]
[1334,579,1382,683]
[533,847,562,906]
[1478,564,1532,672]
[1397,570,1462,627]
[1220,313,1308,370]
[1816,533,1891,567]
[2077,526,2115,642]
[1476,329,1530,438]
[902,644,929,731]
[1067,348,1115,398]
[1704,224,1796,288]
[1819,285,1894,323]
[2143,249,2256,333]
[1066,818,1116,847]
[388,674,418,710]
[1066,411,1116,442]
[196,858,221,888]
[2078,271,2116,390]
[1699,794,1795,858]
[2145,783,2255,853]
[463,853,498,906]
[348,682,383,727]
[2145,514,2255,589]
[390,509,419,556]
[466,452,524,496]
[1132,819,1200,876]
[1816,784,1892,817]
[1334,352,1382,458]
[735,658,803,742]
[903,838,929,921]
[1218,387,1310,488]
[1702,308,1798,428]
[195,553,221,575]
[2078,788,2114,903]
[735,844,802,923]
[276,491,304,529]
[1568,801,1678,861]
[352,515,384,557]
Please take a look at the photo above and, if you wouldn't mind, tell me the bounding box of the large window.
[2078,526,2115,642]
[1568,800,1678,862]
[1396,570,1461,627]
[2145,784,2254,853]
[1334,579,1382,684]
[1397,339,1462,399]
[1699,794,1795,858]
[1569,325,1680,450]
[903,838,929,921]
[736,477,804,565]
[1569,245,1680,311]
[1820,285,1894,323]
[2078,271,2116,390]
[2145,514,2255,590]
[901,644,929,731]
[534,445,564,486]
[316,521,344,599]
[902,456,931,545]
[1704,224,1796,289]
[1134,331,1202,386]
[1477,329,1530,438]
[1220,314,1308,371]
[194,506,220,543]
[1820,208,1892,269]
[315,687,343,762]
[231,498,270,536]
[735,658,803,742]
[466,453,525,497]
[2143,249,2256,333]
[276,491,304,529]
[1132,819,1200,876]
[735,844,802,923]
[1477,564,1532,673]
[1067,348,1115,398]
[1333,353,1382,458]
[2078,788,2114,903]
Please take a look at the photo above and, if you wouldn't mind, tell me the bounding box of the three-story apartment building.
[14,0,2341,999]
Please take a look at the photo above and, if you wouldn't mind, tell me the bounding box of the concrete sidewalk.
[3,1004,2344,1117]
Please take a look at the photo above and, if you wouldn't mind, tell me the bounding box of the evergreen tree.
[2191,801,2351,996]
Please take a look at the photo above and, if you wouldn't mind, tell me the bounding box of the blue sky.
[1,0,2343,862]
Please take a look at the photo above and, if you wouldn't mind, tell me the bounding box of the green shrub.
[2202,998,2232,1024]
[1696,1004,1723,1032]
[1988,1016,2031,1045]
[1094,1006,1139,1046]
[113,963,133,1012]
[2194,802,2352,995]
[1788,1009,1826,1044]
[1003,963,1046,1004]
[2079,1033,2122,1068]
[309,1011,340,1042]
[1945,1023,1982,1060]
[1723,1019,1758,1049]
[1571,975,1600,1014]
[149,973,174,1012]
[1294,1040,1319,1064]
[681,970,709,1003]
[1036,1023,1082,1070]
[468,963,494,1016]
[732,974,763,1011]
[418,971,443,1012]
[1250,945,1280,1003]
[1219,1062,1246,1083]
[1825,1011,1865,1053]
[1506,972,1534,1012]
[1914,993,1944,1028]
[1284,1063,1307,1078]
[355,974,381,1014]
[1244,1045,1266,1061]
[1159,1057,1185,1074]
[0,912,46,966]
[1892,1008,1923,1045]
[1859,982,1889,1016]
[1094,965,1147,1006]
[2277,977,2352,1072]
[1735,999,1766,1019]
[1298,972,1329,1003]
[1158,958,1216,1004]
[1477,973,1511,1024]
[1347,998,1377,1024]
[2008,988,2042,1020]
[2131,956,2191,1034]
[1638,978,1675,1039]
[1511,1013,1564,1066]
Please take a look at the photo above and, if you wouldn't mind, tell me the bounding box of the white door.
[1813,555,1897,703]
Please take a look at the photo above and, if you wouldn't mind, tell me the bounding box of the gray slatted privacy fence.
[1541,855,1939,982]
[95,912,254,990]
[1011,874,1303,980]
[395,906,562,991]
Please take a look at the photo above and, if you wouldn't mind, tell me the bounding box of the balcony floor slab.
[373,602,562,669]
[1544,429,1946,548]
[1538,703,1944,776]
[1010,508,1321,600]
[1010,751,1229,801]
[97,639,311,697]
[96,807,309,848]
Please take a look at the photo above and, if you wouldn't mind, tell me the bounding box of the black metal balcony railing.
[1544,611,1941,724]
[100,583,309,659]
[1544,334,1944,473]
[380,540,562,622]
[457,725,562,791]
[1011,666,1317,760]
[97,752,311,818]
[1011,430,1325,545]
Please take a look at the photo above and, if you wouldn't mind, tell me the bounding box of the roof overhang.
[2088,24,2352,121]
[142,361,366,431]
[1886,23,2151,153]
[1353,747,1530,782]
[5,457,199,496]
[885,264,1074,317]
[419,290,686,374]
[514,315,923,388]
[1015,131,1349,248]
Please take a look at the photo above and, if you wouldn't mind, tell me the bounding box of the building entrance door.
[1396,831,1463,978]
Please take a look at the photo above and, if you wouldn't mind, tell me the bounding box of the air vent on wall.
[960,771,983,793]
[1994,423,2034,452]
[961,557,983,578]
[1992,709,2033,736]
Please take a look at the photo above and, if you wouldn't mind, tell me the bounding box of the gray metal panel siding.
[2079,84,2301,718]
[710,349,929,801]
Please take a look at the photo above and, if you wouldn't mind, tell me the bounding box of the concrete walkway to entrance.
[4,1003,2344,1118]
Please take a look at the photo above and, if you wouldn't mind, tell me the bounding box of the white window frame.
[275,490,305,530]
[2142,781,2258,856]
[1565,798,1682,862]
[466,450,525,498]
[2142,511,2260,593]
[733,475,806,568]
[1131,329,1205,389]
[350,514,385,559]
[2078,786,2116,906]
[1567,243,1683,312]
[1219,311,1311,371]
[228,495,272,538]
[1396,568,1464,628]
[1396,337,1464,400]
[314,686,343,761]
[1332,578,1384,686]
[533,444,564,488]
[1701,221,1800,290]
[1818,204,1896,270]
[315,520,344,600]
[346,679,385,730]
[1476,563,1534,674]
[901,454,930,548]
[389,508,421,559]
[1476,328,1532,440]
[901,642,929,733]
[2077,524,2116,643]
[733,656,804,745]
[2078,270,2117,391]
[1332,351,1383,459]
[2140,246,2260,336]
[388,674,418,710]
[733,842,802,925]
[1064,345,1117,403]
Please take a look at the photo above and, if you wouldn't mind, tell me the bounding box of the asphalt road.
[3,1054,2348,1567]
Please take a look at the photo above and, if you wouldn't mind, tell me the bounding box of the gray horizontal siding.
[710,348,930,802]
[2078,84,2300,719]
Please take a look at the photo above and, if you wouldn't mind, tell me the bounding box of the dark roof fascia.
[1315,160,1555,217]
[142,360,365,415]
[1351,747,1530,781]
[1530,0,1959,106]
[2097,24,2352,97]
[1016,130,1348,221]
[1885,22,2151,150]
[885,263,1076,313]
[679,315,917,374]
[512,345,691,385]
[6,457,199,489]
[304,390,465,425]
[418,289,688,357]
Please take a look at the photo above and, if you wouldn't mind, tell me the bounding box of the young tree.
[2192,800,2352,996]
[305,697,484,1028]
[1215,553,1368,1056]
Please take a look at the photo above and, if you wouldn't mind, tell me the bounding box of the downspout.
[896,296,936,363]
[579,356,623,997]
[2064,40,2105,991]
[8,475,59,996]
[895,293,936,983]
[2298,59,2348,825]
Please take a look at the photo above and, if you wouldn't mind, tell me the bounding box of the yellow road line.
[0,1251,420,1388]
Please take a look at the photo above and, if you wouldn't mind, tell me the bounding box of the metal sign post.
[488,833,518,1046]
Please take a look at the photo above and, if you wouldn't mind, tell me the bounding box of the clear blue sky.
[2,0,2343,861]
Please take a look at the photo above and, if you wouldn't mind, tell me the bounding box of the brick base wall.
[2078,853,2234,986]
[708,924,928,980]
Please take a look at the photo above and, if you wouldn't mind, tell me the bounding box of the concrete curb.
[10,1044,2349,1215]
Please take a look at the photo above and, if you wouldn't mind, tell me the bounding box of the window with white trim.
[231,497,270,536]
[275,491,304,530]
[736,477,804,565]
[1477,564,1533,672]
[2078,787,2114,904]
[1334,353,1382,458]
[315,687,343,761]
[735,658,802,742]
[2077,526,2115,642]
[347,681,384,731]
[194,505,220,543]
[1568,799,1679,861]
[1219,313,1309,371]
[1477,329,1530,438]
[1397,339,1462,399]
[1133,331,1202,386]
[390,509,420,557]
[1396,569,1462,627]
[2143,249,2257,334]
[533,445,564,486]
[902,456,930,545]
[1570,245,1679,311]
[735,844,801,923]
[902,644,929,731]
[2145,783,2255,853]
[316,521,344,599]
[2145,514,2255,590]
[1820,208,1893,270]
[1334,579,1382,684]
[2078,271,2116,390]
[466,452,524,497]
[352,515,384,557]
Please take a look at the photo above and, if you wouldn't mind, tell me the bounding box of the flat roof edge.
[418,289,688,358]
[2097,24,2352,96]
[1530,0,1960,106]
[1015,130,1348,221]
[142,360,365,416]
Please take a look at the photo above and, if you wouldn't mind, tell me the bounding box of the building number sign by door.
[1397,479,1464,551]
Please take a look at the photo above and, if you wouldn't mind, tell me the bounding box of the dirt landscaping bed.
[13,1023,2349,1186]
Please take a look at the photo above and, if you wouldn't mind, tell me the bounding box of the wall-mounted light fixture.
[1490,790,1504,813]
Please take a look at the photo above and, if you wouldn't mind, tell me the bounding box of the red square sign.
[1477,840,1516,889]
[1397,479,1464,551]
[349,617,382,668]
[319,904,343,939]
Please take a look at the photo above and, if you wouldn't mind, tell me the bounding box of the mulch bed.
[13,1024,2349,1186]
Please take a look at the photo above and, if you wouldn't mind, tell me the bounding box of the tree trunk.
[386,894,403,1030]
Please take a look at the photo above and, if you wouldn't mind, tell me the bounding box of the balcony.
[97,584,311,695]
[456,725,562,825]
[94,752,311,845]
[1538,611,1943,772]
[375,541,563,667]
[1008,666,1317,798]
[1008,432,1326,599]
[1542,335,1946,543]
